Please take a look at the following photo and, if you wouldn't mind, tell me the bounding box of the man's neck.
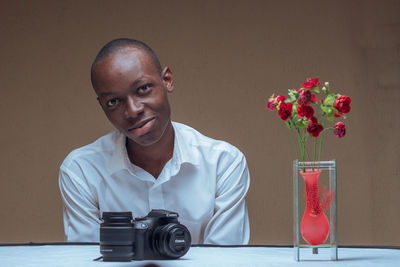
[126,122,174,179]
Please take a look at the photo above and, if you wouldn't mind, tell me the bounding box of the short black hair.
[90,38,162,84]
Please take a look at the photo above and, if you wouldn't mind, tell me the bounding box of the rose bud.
[334,122,346,138]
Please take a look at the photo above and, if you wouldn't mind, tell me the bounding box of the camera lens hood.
[101,212,133,226]
[153,223,191,259]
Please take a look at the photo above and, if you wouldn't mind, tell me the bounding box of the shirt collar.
[109,122,200,175]
[172,122,201,166]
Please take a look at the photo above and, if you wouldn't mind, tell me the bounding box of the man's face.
[92,48,174,147]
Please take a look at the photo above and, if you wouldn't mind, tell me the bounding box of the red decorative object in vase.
[300,169,329,245]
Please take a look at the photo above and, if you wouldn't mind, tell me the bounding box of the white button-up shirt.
[59,122,250,244]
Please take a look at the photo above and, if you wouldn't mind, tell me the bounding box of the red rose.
[297,89,312,105]
[310,94,317,103]
[334,95,351,114]
[266,95,286,110]
[266,98,276,110]
[278,102,293,121]
[275,95,286,103]
[297,105,314,119]
[308,116,318,124]
[306,117,324,137]
[302,77,321,89]
[334,122,346,138]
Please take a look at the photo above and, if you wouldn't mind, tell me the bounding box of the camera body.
[100,209,191,262]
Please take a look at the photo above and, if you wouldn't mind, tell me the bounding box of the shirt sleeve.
[203,151,250,245]
[59,163,101,242]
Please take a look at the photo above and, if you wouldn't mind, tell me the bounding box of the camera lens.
[100,212,135,262]
[153,223,191,259]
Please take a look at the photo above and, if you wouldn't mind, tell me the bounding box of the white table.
[0,243,399,267]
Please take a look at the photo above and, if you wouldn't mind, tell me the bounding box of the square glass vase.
[293,160,338,261]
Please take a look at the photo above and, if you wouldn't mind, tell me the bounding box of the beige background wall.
[0,0,399,245]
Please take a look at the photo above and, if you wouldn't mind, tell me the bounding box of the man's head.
[91,38,174,147]
[91,39,162,83]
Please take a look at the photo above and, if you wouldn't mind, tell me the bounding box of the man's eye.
[106,98,119,108]
[138,85,150,94]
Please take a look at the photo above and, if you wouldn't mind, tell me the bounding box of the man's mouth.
[127,118,155,135]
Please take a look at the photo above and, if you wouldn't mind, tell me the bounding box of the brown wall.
[0,0,399,245]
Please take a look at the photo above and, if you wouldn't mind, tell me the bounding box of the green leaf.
[292,104,297,114]
[323,94,338,106]
[288,89,298,102]
[312,86,320,93]
[288,89,298,95]
[274,98,281,109]
[295,118,307,128]
[326,113,335,122]
[320,105,333,114]
[320,105,337,122]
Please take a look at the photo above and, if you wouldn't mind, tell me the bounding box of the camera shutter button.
[134,222,148,230]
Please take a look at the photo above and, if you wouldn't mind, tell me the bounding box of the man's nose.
[124,96,144,118]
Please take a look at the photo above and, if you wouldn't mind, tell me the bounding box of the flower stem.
[302,128,311,161]
[318,131,324,170]
[294,125,306,172]
[290,124,300,161]
[313,137,317,172]
[318,121,326,170]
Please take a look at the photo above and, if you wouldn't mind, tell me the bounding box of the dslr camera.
[100,209,191,262]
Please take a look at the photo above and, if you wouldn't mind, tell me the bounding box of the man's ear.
[161,66,174,93]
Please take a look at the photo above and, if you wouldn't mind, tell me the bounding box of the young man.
[59,38,250,244]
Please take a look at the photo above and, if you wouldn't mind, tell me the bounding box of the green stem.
[294,125,305,172]
[313,137,317,172]
[318,121,326,170]
[289,124,300,161]
[302,128,311,161]
[294,127,303,156]
[318,131,324,170]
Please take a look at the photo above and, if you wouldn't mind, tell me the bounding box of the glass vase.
[293,160,338,261]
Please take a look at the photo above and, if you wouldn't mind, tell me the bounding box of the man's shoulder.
[173,122,244,159]
[60,130,120,169]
